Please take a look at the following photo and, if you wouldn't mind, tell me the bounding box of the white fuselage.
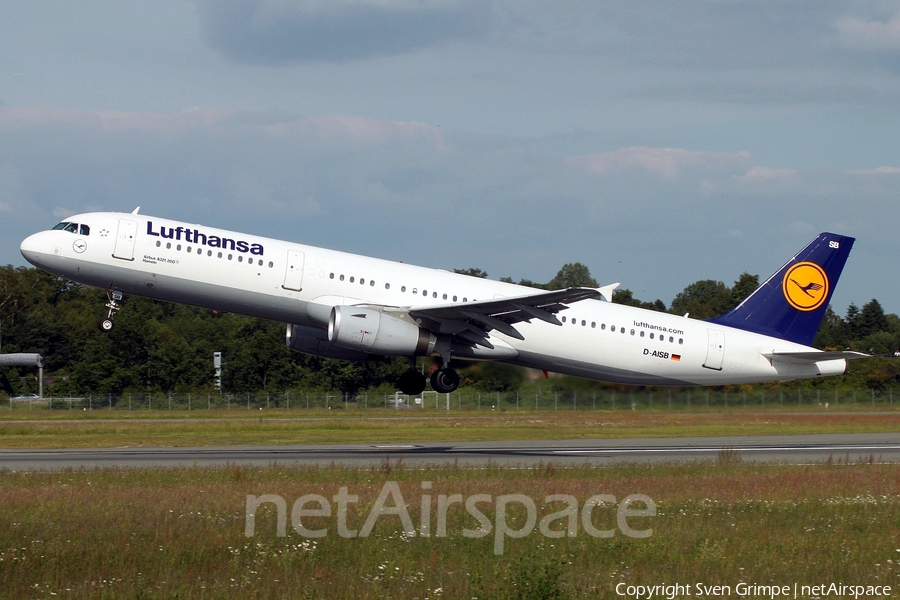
[20,212,846,386]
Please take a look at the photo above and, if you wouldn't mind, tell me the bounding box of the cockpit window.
[51,222,89,235]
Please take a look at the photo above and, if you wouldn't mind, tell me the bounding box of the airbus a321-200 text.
[20,208,866,395]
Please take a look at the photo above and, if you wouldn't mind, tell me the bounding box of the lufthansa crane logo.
[783,262,829,311]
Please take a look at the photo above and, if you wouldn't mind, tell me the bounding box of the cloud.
[735,166,798,183]
[835,13,900,51]
[567,147,752,179]
[2,106,898,314]
[0,106,242,132]
[194,0,492,64]
[847,166,900,175]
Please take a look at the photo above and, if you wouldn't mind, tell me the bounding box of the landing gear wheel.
[100,289,123,334]
[397,370,427,396]
[430,368,460,394]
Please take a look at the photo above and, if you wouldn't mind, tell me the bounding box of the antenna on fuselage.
[131,206,141,214]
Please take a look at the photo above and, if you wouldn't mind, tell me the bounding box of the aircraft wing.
[763,350,870,364]
[398,286,604,349]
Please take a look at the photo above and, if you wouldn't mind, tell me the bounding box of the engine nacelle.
[328,306,436,356]
[285,323,372,361]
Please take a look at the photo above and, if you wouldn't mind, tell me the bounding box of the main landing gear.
[99,289,123,332]
[397,352,462,396]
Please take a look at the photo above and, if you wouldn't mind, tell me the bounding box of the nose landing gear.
[99,289,123,332]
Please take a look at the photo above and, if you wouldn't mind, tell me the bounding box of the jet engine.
[285,323,372,361]
[328,306,436,356]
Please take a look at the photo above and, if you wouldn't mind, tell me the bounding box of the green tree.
[613,288,667,312]
[731,272,759,306]
[858,299,889,339]
[669,280,733,319]
[813,306,849,349]
[547,263,598,289]
[454,268,488,278]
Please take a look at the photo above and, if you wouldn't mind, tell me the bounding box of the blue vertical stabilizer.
[709,233,854,346]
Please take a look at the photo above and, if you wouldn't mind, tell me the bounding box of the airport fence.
[4,387,898,412]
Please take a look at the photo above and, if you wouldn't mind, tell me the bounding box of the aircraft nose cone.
[20,232,48,267]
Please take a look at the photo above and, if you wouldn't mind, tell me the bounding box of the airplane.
[19,208,867,395]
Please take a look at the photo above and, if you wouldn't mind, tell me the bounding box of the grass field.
[1,460,898,599]
[2,409,898,598]
[1,408,900,449]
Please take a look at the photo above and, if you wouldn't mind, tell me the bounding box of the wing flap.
[407,286,603,343]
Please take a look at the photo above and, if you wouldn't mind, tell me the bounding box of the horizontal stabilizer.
[763,350,869,365]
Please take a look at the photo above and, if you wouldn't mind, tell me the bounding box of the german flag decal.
[671,354,681,361]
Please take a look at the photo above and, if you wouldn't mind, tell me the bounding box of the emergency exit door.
[703,329,725,371]
[282,250,305,291]
[113,219,138,260]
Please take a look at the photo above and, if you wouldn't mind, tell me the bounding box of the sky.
[2,0,900,316]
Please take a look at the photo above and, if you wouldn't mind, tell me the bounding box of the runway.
[2,433,899,470]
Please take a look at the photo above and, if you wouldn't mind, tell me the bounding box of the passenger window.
[360,278,364,285]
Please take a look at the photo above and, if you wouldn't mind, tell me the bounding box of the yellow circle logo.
[782,262,829,311]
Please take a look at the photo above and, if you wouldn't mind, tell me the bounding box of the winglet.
[709,232,854,346]
[597,283,620,302]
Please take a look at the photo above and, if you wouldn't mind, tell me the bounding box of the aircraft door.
[703,329,725,371]
[282,250,305,291]
[112,219,138,260]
